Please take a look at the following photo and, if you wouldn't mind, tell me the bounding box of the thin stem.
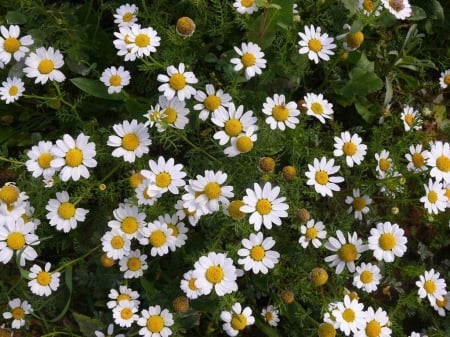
[54,245,100,273]
[0,156,25,166]
[177,132,221,163]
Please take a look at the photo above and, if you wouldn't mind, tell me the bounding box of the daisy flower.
[46,191,89,233]
[156,213,188,251]
[332,295,366,336]
[0,25,33,64]
[50,133,97,181]
[240,182,289,231]
[27,262,60,297]
[262,93,300,130]
[426,140,450,183]
[299,219,327,248]
[137,305,174,337]
[113,25,137,62]
[298,24,336,64]
[119,249,148,279]
[352,262,382,293]
[416,268,447,306]
[107,285,140,310]
[113,3,138,27]
[355,306,392,337]
[23,46,65,84]
[408,332,428,337]
[401,105,422,131]
[367,221,407,263]
[128,24,160,58]
[101,228,131,260]
[180,270,205,299]
[193,84,232,121]
[261,305,280,327]
[192,252,243,296]
[135,179,162,206]
[333,131,367,167]
[303,92,334,124]
[237,232,280,274]
[100,66,131,94]
[432,292,450,317]
[141,156,186,195]
[0,217,39,266]
[0,76,25,104]
[230,41,266,80]
[25,140,58,179]
[107,119,151,163]
[211,103,258,145]
[345,188,372,220]
[224,127,257,157]
[108,203,146,239]
[157,63,198,101]
[233,0,258,14]
[324,230,367,274]
[175,199,201,227]
[137,220,176,257]
[358,0,381,16]
[337,24,365,51]
[112,299,139,328]
[158,96,190,131]
[439,69,450,89]
[143,98,163,128]
[381,0,412,20]
[420,178,448,214]
[95,323,125,337]
[220,302,255,337]
[405,144,429,173]
[2,298,32,329]
[305,157,344,197]
[375,149,394,178]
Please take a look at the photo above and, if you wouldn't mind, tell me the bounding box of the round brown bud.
[318,322,336,337]
[100,253,115,267]
[282,165,297,181]
[310,267,328,286]
[228,200,246,220]
[98,183,107,191]
[172,296,189,313]
[346,31,364,49]
[129,171,145,189]
[296,208,311,222]
[281,290,295,304]
[0,329,12,337]
[176,16,196,37]
[259,157,275,173]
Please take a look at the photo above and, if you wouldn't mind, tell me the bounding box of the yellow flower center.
[404,113,414,126]
[241,0,254,7]
[311,102,324,115]
[352,197,366,211]
[7,232,26,250]
[117,293,131,303]
[436,296,447,308]
[445,187,450,201]
[366,320,382,337]
[4,37,21,53]
[122,133,140,151]
[379,158,391,172]
[204,95,221,111]
[241,52,256,67]
[37,152,53,169]
[346,32,364,49]
[389,0,405,11]
[12,307,25,320]
[122,12,133,22]
[130,172,145,188]
[362,0,374,11]
[315,171,329,185]
[0,185,19,204]
[169,73,186,90]
[135,33,150,48]
[8,85,19,96]
[444,75,450,85]
[204,182,221,199]
[147,315,164,333]
[272,104,289,121]
[436,155,450,172]
[149,230,167,247]
[360,270,373,284]
[109,75,122,87]
[256,199,272,215]
[231,314,247,331]
[342,308,355,322]
[343,142,357,156]
[228,200,245,220]
[318,322,336,337]
[250,245,265,261]
[412,153,424,168]
[167,223,178,237]
[155,172,172,188]
[424,280,436,294]
[305,227,318,239]
[120,307,133,319]
[205,265,224,284]
[427,191,438,203]
[338,243,358,262]
[188,277,198,290]
[308,38,323,52]
[378,233,397,250]
[127,256,142,271]
[38,59,55,75]
[236,136,253,153]
[121,217,138,234]
[36,271,52,286]
[111,235,125,249]
[163,107,177,124]
[224,119,243,137]
[58,202,76,219]
[149,110,161,122]
[66,148,83,167]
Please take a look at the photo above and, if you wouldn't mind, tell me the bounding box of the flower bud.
[172,296,189,313]
[282,165,297,181]
[296,208,311,222]
[227,200,246,220]
[310,267,328,286]
[129,171,145,189]
[281,290,295,304]
[318,322,336,337]
[176,16,196,37]
[100,253,115,267]
[259,157,275,173]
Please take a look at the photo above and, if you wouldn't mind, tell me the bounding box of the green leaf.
[255,315,281,337]
[409,6,427,21]
[70,77,125,101]
[419,0,444,22]
[73,312,104,337]
[355,99,376,124]
[340,0,359,15]
[6,11,27,24]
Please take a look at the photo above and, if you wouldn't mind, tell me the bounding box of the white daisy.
[141,156,186,195]
[381,0,412,20]
[137,220,176,257]
[143,99,163,128]
[375,149,394,178]
[2,298,32,329]
[25,140,58,179]
[113,3,139,27]
[135,179,162,206]
[233,0,258,14]
[156,213,188,251]
[367,221,407,263]
[112,299,139,328]
[137,305,174,337]
[420,178,448,214]
[211,102,258,145]
[107,285,140,310]
[113,25,137,62]
[345,188,372,220]
[439,69,450,89]
[354,306,392,337]
[95,323,125,337]
[158,95,190,131]
[305,156,344,197]
[224,127,257,157]
[175,199,201,227]
[108,203,146,239]
[101,228,131,260]
[401,105,422,131]
[324,230,367,274]
[405,144,429,172]
[107,119,151,162]
[192,251,243,296]
[237,232,280,274]
[45,191,89,233]
[426,140,450,183]
[299,219,327,248]
[303,92,334,124]
[332,295,366,336]
[0,25,33,64]
[352,262,382,293]
[298,25,336,64]
[333,131,367,167]
[23,46,65,84]
[180,269,205,299]
[27,262,60,297]
[193,84,232,121]
[262,93,300,130]
[358,0,381,16]
[157,63,198,101]
[230,41,266,80]
[128,24,160,58]
[240,182,289,231]
[220,302,255,337]
[0,76,25,104]
[100,66,131,94]
[50,133,97,181]
[432,292,450,317]
[261,305,280,327]
[119,249,148,279]
[408,332,428,337]
[416,268,447,306]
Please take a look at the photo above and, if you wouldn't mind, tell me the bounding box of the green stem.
[54,245,100,273]
[41,332,82,337]
[177,132,221,163]
[0,156,25,166]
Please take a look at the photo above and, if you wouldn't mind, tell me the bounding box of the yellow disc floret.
[231,314,247,331]
[65,148,83,167]
[7,232,26,250]
[241,52,256,67]
[308,39,322,52]
[378,233,396,250]
[58,202,76,219]
[0,184,19,204]
[169,73,186,90]
[147,315,164,332]
[250,245,265,261]
[122,133,140,151]
[4,37,21,53]
[204,95,221,111]
[256,199,272,215]
[205,265,224,284]
[338,243,357,262]
[149,230,166,247]
[38,59,54,74]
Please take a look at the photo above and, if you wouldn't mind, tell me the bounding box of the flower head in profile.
[237,232,280,274]
[46,191,89,233]
[405,144,429,173]
[426,140,450,183]
[113,25,137,61]
[299,219,327,248]
[23,46,65,84]
[0,25,33,64]
[420,178,448,214]
[358,0,381,16]
[156,213,188,251]
[401,105,422,131]
[137,305,174,337]
[157,63,198,101]
[333,131,367,167]
[375,149,394,179]
[416,268,447,306]
[26,140,58,179]
[305,157,344,197]
[261,305,280,327]
[381,0,412,20]
[100,66,131,94]
[220,302,255,336]
[325,230,367,274]
[345,188,372,220]
[440,69,450,89]
[193,84,232,121]
[113,3,138,27]
[180,269,205,299]
[337,24,365,51]
[262,93,300,130]
[158,96,190,131]
[303,93,334,124]
[230,41,266,80]
[432,292,450,317]
[233,0,258,14]
[2,298,33,329]
[28,262,61,297]
[298,25,336,64]
[0,76,25,104]
[368,221,407,263]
